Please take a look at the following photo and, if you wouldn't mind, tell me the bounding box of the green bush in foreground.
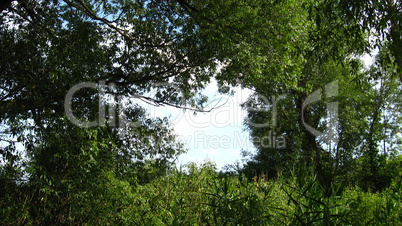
[1,160,401,225]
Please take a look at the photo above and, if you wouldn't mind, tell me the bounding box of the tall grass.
[2,160,401,225]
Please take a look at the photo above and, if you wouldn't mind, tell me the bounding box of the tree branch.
[64,0,167,48]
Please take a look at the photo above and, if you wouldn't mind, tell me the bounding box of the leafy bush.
[1,159,401,225]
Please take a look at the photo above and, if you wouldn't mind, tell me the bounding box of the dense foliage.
[1,0,401,224]
[2,161,402,224]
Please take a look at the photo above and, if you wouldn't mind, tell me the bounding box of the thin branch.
[64,0,167,48]
[0,138,18,143]
[108,91,229,113]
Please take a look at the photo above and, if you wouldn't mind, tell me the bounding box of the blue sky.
[145,81,254,169]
